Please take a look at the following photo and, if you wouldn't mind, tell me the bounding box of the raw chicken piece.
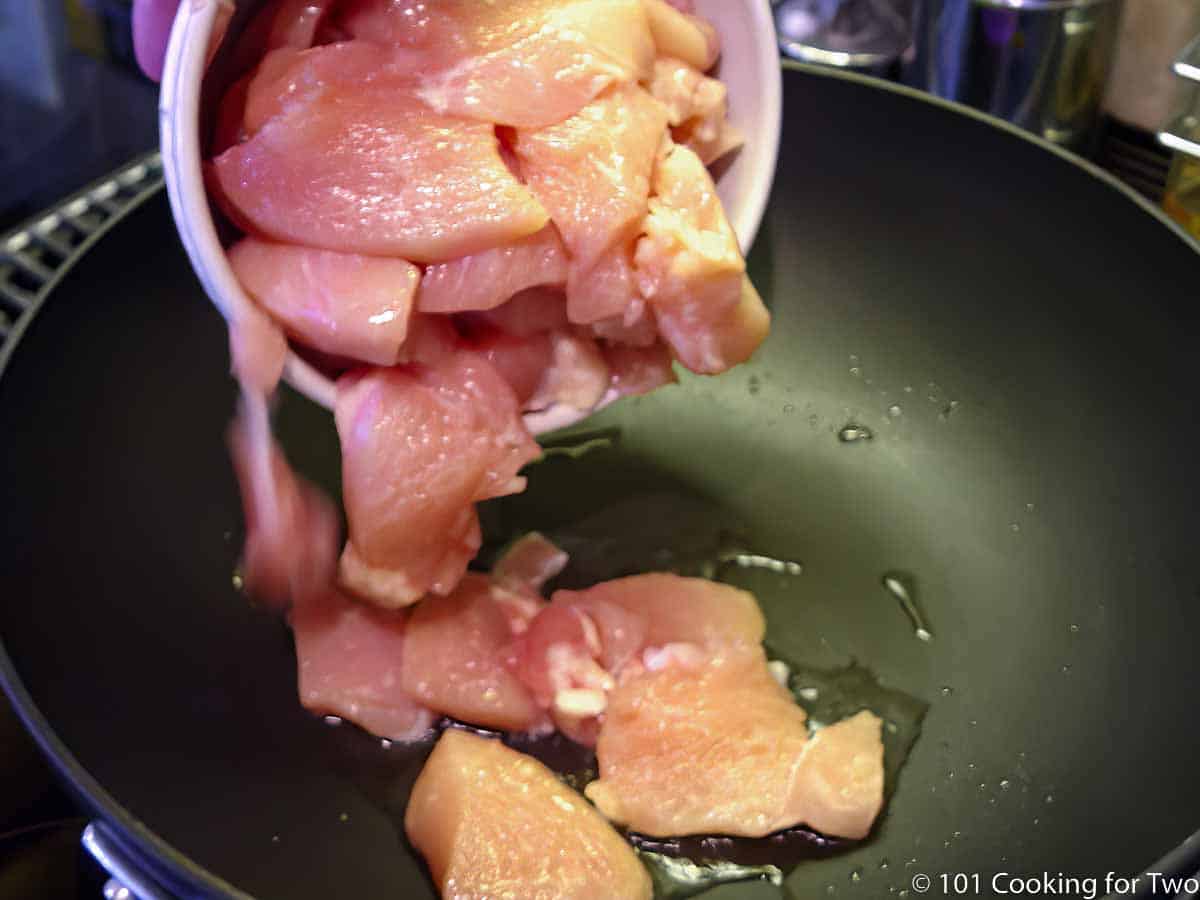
[227,0,337,79]
[508,604,643,745]
[212,73,252,154]
[210,72,548,263]
[507,604,611,709]
[395,313,461,367]
[603,342,677,398]
[228,305,288,397]
[585,646,885,839]
[488,532,566,636]
[227,378,437,742]
[647,57,743,165]
[514,84,669,319]
[553,595,647,676]
[648,57,724,127]
[635,144,769,373]
[228,237,419,366]
[291,588,436,741]
[335,352,540,608]
[566,243,641,325]
[493,532,570,594]
[527,331,611,413]
[419,226,568,314]
[552,573,765,650]
[258,0,335,50]
[470,286,570,338]
[400,574,542,731]
[338,0,655,128]
[642,0,719,72]
[226,392,337,608]
[467,329,554,407]
[590,305,660,348]
[512,572,757,748]
[784,710,887,840]
[406,730,652,900]
[241,42,426,137]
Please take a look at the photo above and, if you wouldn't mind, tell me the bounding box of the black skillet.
[2,64,1200,899]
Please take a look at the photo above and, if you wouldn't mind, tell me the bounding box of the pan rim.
[780,61,1200,259]
[0,64,1197,900]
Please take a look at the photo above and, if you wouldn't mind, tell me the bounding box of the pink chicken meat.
[228,237,418,366]
[210,53,549,262]
[336,0,655,128]
[335,352,540,609]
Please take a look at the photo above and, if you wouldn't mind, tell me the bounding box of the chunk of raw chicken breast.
[406,730,652,899]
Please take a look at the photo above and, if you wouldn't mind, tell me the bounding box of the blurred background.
[0,1,156,235]
[0,0,1198,896]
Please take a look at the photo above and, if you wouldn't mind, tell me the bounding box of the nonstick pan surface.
[2,66,1199,899]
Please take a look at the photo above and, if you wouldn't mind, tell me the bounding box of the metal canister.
[903,0,1124,149]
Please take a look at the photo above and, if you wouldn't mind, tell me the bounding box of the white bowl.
[160,0,781,429]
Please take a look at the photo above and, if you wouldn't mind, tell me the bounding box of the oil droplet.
[826,885,836,895]
[943,840,950,849]
[719,552,803,575]
[1010,523,1021,533]
[879,859,890,870]
[885,720,899,734]
[850,867,862,882]
[380,739,393,750]
[888,404,902,418]
[1044,794,1055,804]
[953,831,962,839]
[1060,665,1071,674]
[882,572,935,642]
[323,715,343,727]
[1069,624,1079,633]
[899,891,910,898]
[1033,817,1040,826]
[939,400,959,421]
[839,423,874,443]
[339,812,350,823]
[904,385,914,394]
[978,782,986,791]
[231,570,244,591]
[926,382,942,403]
[783,403,795,413]
[999,779,1010,791]
[1026,502,1036,512]
[850,354,859,363]
[850,367,862,377]
[946,770,955,780]
[968,718,978,727]
[940,685,953,696]
[798,687,820,702]
[539,430,618,461]
[271,835,280,844]
[968,763,976,770]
